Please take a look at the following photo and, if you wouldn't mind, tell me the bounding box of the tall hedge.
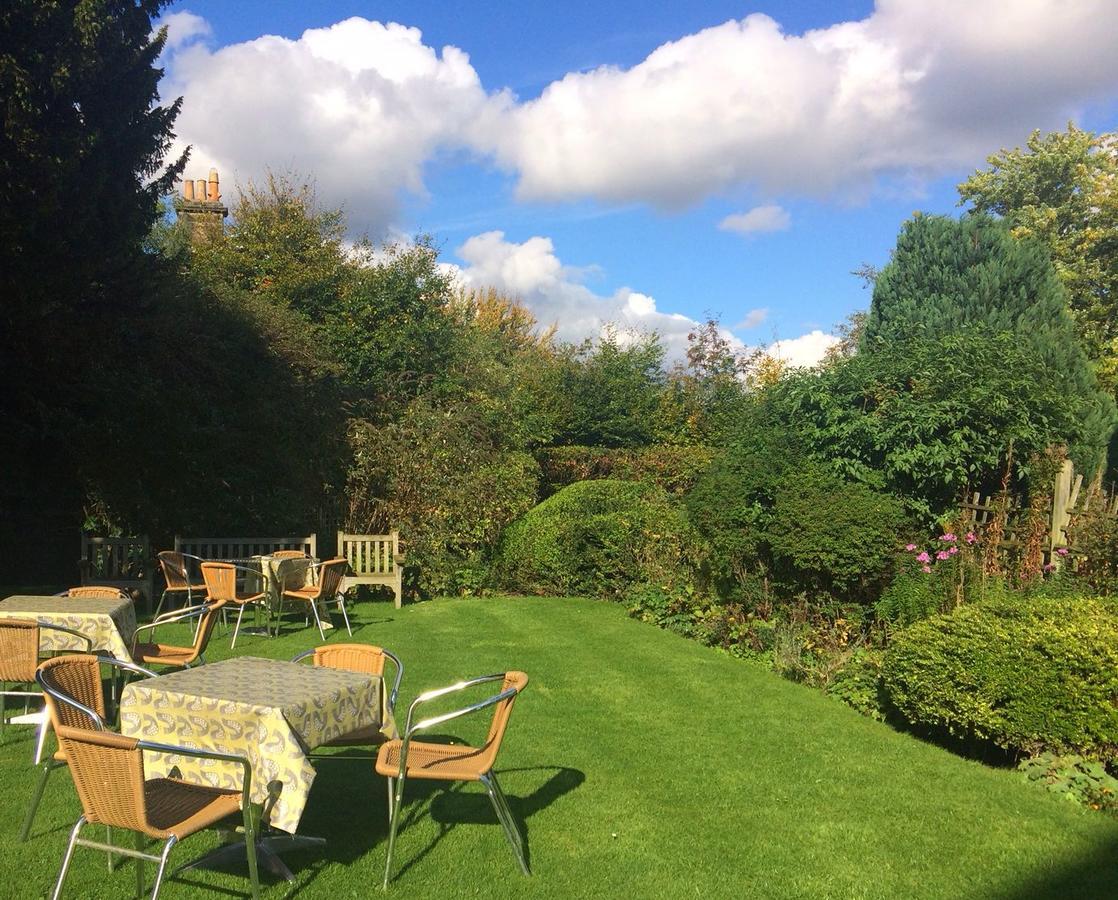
[883,597,1118,761]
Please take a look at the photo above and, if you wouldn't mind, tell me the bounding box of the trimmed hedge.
[494,479,701,596]
[882,597,1118,761]
[537,444,714,497]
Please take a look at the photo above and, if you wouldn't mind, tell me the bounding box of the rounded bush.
[494,479,701,597]
[882,597,1118,761]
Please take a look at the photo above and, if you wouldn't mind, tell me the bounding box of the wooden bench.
[338,531,404,607]
[79,534,154,609]
[173,534,318,561]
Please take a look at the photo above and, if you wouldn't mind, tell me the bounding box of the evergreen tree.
[862,213,1116,477]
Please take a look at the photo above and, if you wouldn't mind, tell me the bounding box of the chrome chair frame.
[22,656,158,842]
[1,621,93,765]
[382,674,528,888]
[201,561,268,649]
[153,551,208,619]
[130,600,221,666]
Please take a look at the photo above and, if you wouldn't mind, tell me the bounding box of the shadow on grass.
[990,832,1118,900]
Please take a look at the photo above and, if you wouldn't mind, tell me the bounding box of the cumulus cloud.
[734,307,769,330]
[720,206,791,235]
[158,11,212,51]
[161,17,509,236]
[767,329,840,367]
[452,231,727,360]
[489,1,1118,205]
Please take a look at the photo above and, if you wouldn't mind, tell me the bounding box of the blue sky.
[160,1,1118,363]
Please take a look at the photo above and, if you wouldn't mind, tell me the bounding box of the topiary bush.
[494,479,703,597]
[883,596,1118,761]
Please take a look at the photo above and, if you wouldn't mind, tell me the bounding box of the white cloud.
[162,17,510,237]
[452,231,729,360]
[767,330,840,367]
[735,307,769,330]
[720,206,791,235]
[487,2,1118,205]
[157,12,212,51]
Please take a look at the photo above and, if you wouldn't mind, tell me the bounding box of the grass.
[1,594,1117,898]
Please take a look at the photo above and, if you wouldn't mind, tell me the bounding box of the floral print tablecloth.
[120,656,387,833]
[0,594,136,660]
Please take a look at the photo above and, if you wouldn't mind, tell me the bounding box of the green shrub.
[883,597,1118,761]
[494,479,702,597]
[537,444,714,497]
[827,649,889,721]
[766,469,911,601]
[875,573,944,626]
[1018,752,1118,815]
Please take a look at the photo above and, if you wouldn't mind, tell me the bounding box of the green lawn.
[2,594,1116,898]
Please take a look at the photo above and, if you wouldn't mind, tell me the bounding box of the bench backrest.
[338,531,399,575]
[174,534,318,561]
[79,534,154,606]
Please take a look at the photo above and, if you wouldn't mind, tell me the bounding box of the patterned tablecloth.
[0,595,136,660]
[119,656,387,833]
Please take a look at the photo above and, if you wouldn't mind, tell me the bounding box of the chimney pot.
[195,179,207,200]
[206,169,220,202]
[183,180,195,201]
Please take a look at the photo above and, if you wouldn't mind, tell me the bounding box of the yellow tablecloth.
[0,595,136,660]
[119,656,386,833]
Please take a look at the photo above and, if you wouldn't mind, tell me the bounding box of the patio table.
[0,594,136,660]
[119,656,389,841]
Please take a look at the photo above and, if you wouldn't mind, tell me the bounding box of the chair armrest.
[131,604,208,646]
[137,740,253,803]
[382,649,404,715]
[402,673,509,738]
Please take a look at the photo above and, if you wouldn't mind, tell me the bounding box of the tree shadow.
[988,832,1118,900]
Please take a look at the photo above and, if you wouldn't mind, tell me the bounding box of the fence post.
[1048,459,1075,570]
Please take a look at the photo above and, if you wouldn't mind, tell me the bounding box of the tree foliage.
[862,213,1115,477]
[958,125,1118,387]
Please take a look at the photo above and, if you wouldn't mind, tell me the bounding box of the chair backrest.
[54,725,154,834]
[338,531,399,575]
[271,549,308,560]
[316,558,349,599]
[190,598,228,656]
[37,654,108,732]
[479,671,529,772]
[311,643,386,677]
[200,562,238,602]
[0,618,40,682]
[67,585,130,599]
[156,550,191,590]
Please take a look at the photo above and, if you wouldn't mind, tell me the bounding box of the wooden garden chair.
[375,671,530,887]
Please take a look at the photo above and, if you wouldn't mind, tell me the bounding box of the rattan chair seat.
[143,777,242,839]
[131,643,197,667]
[376,739,493,782]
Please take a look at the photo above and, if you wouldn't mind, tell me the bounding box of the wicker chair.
[0,618,92,764]
[153,551,208,618]
[278,558,351,640]
[60,586,132,600]
[375,671,530,887]
[129,598,228,671]
[291,644,402,750]
[270,549,309,560]
[200,562,267,650]
[48,723,258,899]
[21,653,156,842]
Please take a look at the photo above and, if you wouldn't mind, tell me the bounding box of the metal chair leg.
[134,831,144,891]
[150,835,177,899]
[483,772,529,875]
[21,759,55,841]
[309,600,326,641]
[231,604,247,650]
[34,709,51,764]
[385,777,395,828]
[383,771,408,888]
[338,594,352,636]
[51,816,86,900]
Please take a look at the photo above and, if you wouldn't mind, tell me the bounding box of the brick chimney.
[174,168,228,243]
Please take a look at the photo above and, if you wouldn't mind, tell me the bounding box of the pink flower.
[940,533,957,542]
[915,552,930,563]
[1056,547,1069,557]
[965,532,977,544]
[935,550,950,561]
[905,543,917,552]
[1043,563,1055,573]
[948,545,959,555]
[921,565,932,573]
